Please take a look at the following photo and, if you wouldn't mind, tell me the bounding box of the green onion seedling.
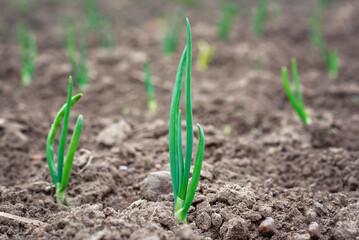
[17,23,37,86]
[217,2,238,41]
[281,59,311,125]
[253,0,267,37]
[318,0,332,8]
[162,10,184,55]
[100,17,114,49]
[67,22,89,90]
[46,76,83,204]
[169,19,205,224]
[196,40,216,71]
[144,61,157,115]
[176,0,196,5]
[12,0,31,14]
[310,11,339,79]
[86,0,100,31]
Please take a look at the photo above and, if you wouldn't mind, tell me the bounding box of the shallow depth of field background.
[1,0,359,239]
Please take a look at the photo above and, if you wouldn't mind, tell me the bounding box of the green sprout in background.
[46,77,83,204]
[217,2,238,41]
[196,40,216,71]
[318,0,332,8]
[67,22,89,90]
[169,19,205,224]
[144,61,157,115]
[223,124,232,136]
[310,11,339,79]
[162,10,184,55]
[86,0,100,31]
[11,0,32,14]
[100,17,114,49]
[252,0,267,37]
[174,0,197,6]
[281,58,311,126]
[17,22,37,86]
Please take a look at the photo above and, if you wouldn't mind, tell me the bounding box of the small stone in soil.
[118,165,128,170]
[258,217,275,237]
[308,222,320,240]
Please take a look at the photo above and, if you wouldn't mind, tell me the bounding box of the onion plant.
[162,11,184,55]
[253,0,267,37]
[169,19,205,224]
[12,0,31,14]
[67,23,89,90]
[281,59,311,125]
[319,0,332,8]
[17,23,37,86]
[196,40,216,71]
[46,77,83,204]
[100,17,114,49]
[310,11,339,79]
[86,0,100,31]
[144,61,157,115]
[217,2,238,41]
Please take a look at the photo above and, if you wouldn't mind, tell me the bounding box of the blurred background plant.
[66,22,89,90]
[217,2,238,41]
[252,0,267,37]
[310,10,339,79]
[17,22,37,86]
[196,40,216,71]
[162,9,184,55]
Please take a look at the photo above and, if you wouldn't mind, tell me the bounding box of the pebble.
[118,165,128,170]
[308,222,320,240]
[258,217,275,237]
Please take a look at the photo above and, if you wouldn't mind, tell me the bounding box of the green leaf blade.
[179,18,193,200]
[169,46,187,203]
[60,115,83,192]
[57,77,73,184]
[182,123,205,217]
[46,93,82,185]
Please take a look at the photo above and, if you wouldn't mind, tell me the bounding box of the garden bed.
[1,0,359,239]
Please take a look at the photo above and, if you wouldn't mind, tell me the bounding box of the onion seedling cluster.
[281,59,311,126]
[46,77,83,204]
[310,11,339,79]
[169,19,205,224]
[144,61,157,115]
[17,22,37,86]
[67,22,89,90]
[217,2,238,41]
[253,0,267,37]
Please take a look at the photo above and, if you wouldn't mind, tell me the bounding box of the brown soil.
[1,0,359,239]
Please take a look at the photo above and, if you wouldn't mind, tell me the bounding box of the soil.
[1,0,359,239]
